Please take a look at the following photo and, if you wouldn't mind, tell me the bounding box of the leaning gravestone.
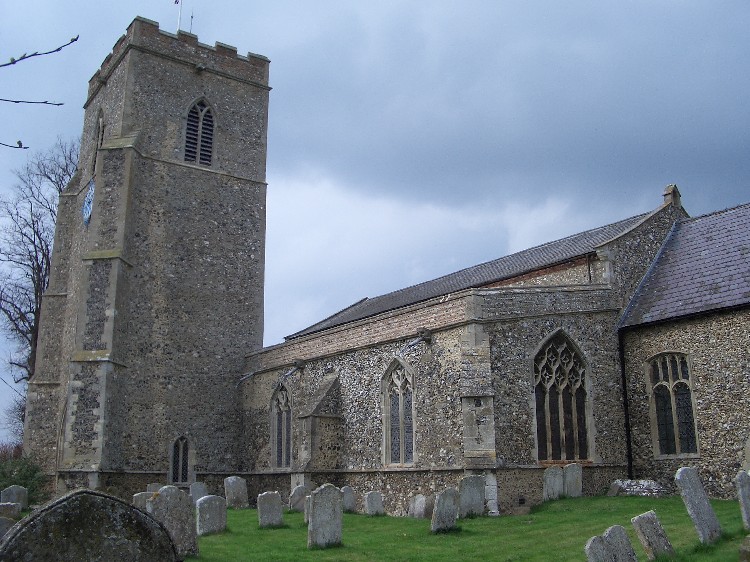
[190,481,209,503]
[0,503,21,520]
[674,466,722,544]
[584,535,613,562]
[0,490,178,561]
[258,491,284,528]
[408,494,434,519]
[289,484,309,512]
[146,485,198,559]
[132,492,152,511]
[459,475,485,517]
[196,495,227,536]
[364,491,384,516]
[631,510,674,560]
[224,476,249,509]
[736,470,750,531]
[543,466,564,501]
[602,525,637,562]
[146,483,163,493]
[431,487,459,533]
[307,483,343,548]
[563,463,583,498]
[0,485,28,511]
[341,486,356,513]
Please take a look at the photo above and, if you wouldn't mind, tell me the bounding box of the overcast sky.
[1,2,749,439]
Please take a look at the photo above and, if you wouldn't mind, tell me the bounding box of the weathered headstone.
[196,495,227,536]
[0,503,21,520]
[0,485,27,510]
[607,479,668,498]
[146,485,198,559]
[631,510,674,560]
[364,491,384,515]
[674,466,722,544]
[459,475,485,517]
[146,483,163,493]
[0,517,14,539]
[563,463,583,498]
[736,470,750,531]
[341,485,356,513]
[543,466,564,501]
[431,487,459,533]
[307,483,342,549]
[408,494,434,518]
[584,535,614,562]
[602,525,637,562]
[224,476,249,509]
[258,491,284,528]
[0,490,178,561]
[485,472,500,515]
[289,484,309,512]
[132,492,152,511]
[304,494,311,524]
[190,481,209,503]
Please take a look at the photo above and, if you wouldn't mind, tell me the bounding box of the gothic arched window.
[170,436,190,485]
[382,358,415,466]
[648,353,698,456]
[533,332,589,461]
[271,386,292,468]
[184,100,214,166]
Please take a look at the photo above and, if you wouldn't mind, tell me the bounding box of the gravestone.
[563,463,583,498]
[341,486,356,513]
[0,503,21,520]
[190,481,209,503]
[602,525,637,562]
[146,483,162,492]
[674,466,722,544]
[408,494,434,518]
[459,475,485,517]
[543,466,564,501]
[0,490,177,561]
[584,535,613,562]
[485,472,500,515]
[431,487,459,533]
[0,486,27,510]
[224,476,249,509]
[258,491,284,528]
[132,492,152,511]
[304,494,311,524]
[607,480,668,497]
[196,495,227,536]
[741,534,750,562]
[364,491,384,515]
[631,510,674,560]
[307,483,342,548]
[0,517,14,539]
[289,484,309,512]
[146,485,198,559]
[736,470,750,531]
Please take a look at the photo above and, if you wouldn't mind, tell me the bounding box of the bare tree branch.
[0,35,79,69]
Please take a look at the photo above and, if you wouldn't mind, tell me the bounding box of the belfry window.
[534,332,589,461]
[171,437,190,485]
[383,359,415,466]
[648,353,698,456]
[184,100,214,166]
[271,387,292,468]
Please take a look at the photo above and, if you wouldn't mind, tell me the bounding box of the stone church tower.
[24,17,269,492]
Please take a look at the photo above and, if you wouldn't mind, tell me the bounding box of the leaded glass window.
[272,387,292,468]
[534,332,589,461]
[171,437,189,484]
[648,353,697,456]
[383,360,415,466]
[184,100,214,166]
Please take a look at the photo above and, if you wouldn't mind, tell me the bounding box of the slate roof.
[620,202,750,328]
[287,210,653,339]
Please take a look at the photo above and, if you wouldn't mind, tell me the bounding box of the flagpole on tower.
[176,0,183,31]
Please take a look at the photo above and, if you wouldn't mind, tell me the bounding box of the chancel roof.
[620,202,750,328]
[287,210,653,340]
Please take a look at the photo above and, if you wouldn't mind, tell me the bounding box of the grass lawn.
[197,495,746,561]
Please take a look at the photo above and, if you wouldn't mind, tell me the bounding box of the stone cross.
[543,466,564,501]
[307,483,343,549]
[289,484,309,512]
[341,485,356,513]
[146,485,198,559]
[459,475,485,517]
[364,491,384,515]
[189,481,209,503]
[224,476,249,509]
[0,486,28,510]
[564,463,583,498]
[674,466,722,544]
[631,510,674,560]
[258,491,284,528]
[196,495,227,536]
[431,487,459,533]
[735,470,750,531]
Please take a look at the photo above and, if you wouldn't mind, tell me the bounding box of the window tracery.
[171,436,189,485]
[648,353,697,456]
[271,386,292,468]
[383,359,414,466]
[184,100,214,166]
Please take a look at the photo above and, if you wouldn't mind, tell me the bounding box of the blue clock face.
[82,178,95,226]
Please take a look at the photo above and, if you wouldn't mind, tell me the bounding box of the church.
[23,17,749,512]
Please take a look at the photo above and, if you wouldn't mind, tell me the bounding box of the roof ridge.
[679,200,750,224]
